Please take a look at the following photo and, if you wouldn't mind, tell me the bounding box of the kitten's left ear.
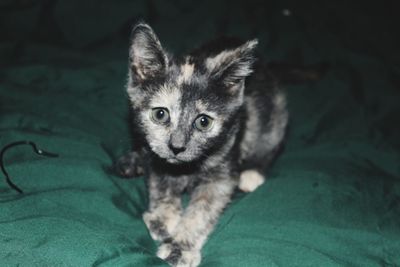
[129,23,168,83]
[206,39,258,94]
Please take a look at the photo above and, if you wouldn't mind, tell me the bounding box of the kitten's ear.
[129,23,168,83]
[206,39,258,94]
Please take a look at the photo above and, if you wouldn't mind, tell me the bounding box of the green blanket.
[1,1,399,266]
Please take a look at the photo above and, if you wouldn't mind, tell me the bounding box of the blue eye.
[151,108,170,124]
[194,115,214,131]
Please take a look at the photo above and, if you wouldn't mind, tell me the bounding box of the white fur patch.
[239,170,265,192]
[150,84,181,110]
[157,244,201,267]
[177,61,195,85]
[157,243,172,259]
[179,250,201,267]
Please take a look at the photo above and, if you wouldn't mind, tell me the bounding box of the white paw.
[157,243,172,259]
[239,170,265,192]
[143,212,163,241]
[178,250,201,267]
[143,210,181,241]
[158,243,201,267]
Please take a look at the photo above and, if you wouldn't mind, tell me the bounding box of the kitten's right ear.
[129,23,168,83]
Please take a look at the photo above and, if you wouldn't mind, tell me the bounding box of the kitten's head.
[127,23,257,164]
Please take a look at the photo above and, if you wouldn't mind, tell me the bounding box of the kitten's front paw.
[115,151,144,178]
[157,242,173,259]
[177,250,201,267]
[158,243,201,267]
[143,212,170,241]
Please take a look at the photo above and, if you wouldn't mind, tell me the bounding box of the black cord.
[0,141,59,194]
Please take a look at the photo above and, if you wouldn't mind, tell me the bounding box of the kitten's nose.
[168,144,186,155]
[169,131,187,155]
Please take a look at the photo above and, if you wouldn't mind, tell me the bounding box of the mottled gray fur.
[116,23,288,267]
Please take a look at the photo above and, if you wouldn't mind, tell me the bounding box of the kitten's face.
[139,84,224,163]
[127,23,257,164]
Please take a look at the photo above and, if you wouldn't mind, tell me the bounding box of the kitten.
[116,23,288,267]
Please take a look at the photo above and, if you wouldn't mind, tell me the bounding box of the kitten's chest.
[162,173,201,194]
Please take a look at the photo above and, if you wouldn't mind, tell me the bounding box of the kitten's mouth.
[164,153,196,164]
[166,158,181,164]
[165,156,188,164]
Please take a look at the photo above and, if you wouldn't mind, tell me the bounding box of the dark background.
[1,0,400,149]
[1,0,400,64]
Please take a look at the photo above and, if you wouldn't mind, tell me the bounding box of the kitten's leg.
[238,169,265,192]
[115,151,144,178]
[158,179,235,267]
[143,174,182,242]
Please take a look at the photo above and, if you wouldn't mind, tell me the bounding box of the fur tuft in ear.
[129,23,168,83]
[206,39,258,91]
